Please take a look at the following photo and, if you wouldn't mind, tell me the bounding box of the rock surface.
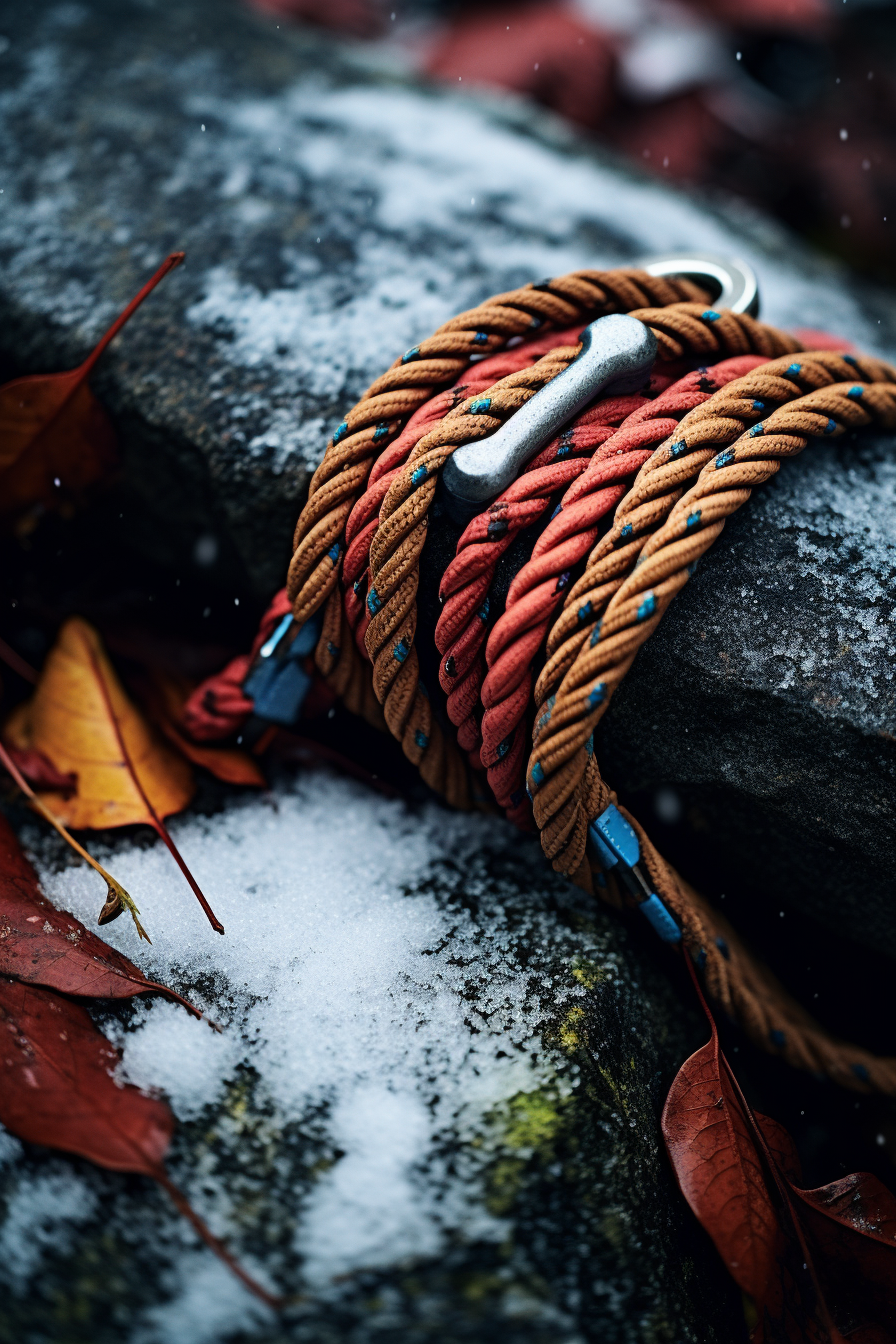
[0,0,894,1335]
[0,776,744,1343]
[0,0,893,590]
[0,0,894,964]
[600,429,896,963]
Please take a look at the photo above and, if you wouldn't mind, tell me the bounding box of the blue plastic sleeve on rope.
[638,894,682,944]
[588,823,618,870]
[243,613,322,726]
[292,618,322,656]
[593,804,641,869]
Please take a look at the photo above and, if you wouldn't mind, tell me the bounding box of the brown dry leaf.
[0,254,183,518]
[5,616,224,934]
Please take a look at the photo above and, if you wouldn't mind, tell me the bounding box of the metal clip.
[441,254,760,519]
[589,804,681,944]
[242,613,321,726]
[638,252,760,317]
[442,312,657,520]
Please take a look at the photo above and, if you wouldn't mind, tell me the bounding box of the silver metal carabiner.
[442,312,656,517]
[638,252,760,317]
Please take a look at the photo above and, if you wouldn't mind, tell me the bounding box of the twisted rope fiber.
[524,358,896,1093]
[527,353,896,874]
[287,279,896,1093]
[362,345,896,1093]
[295,270,711,799]
[341,341,689,816]
[342,326,594,662]
[436,384,666,776]
[288,267,706,626]
[437,348,896,1092]
[468,356,771,821]
[363,304,798,805]
[343,349,705,800]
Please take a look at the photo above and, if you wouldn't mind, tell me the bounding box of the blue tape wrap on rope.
[638,894,682,944]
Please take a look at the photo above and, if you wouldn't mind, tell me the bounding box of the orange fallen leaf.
[131,669,266,787]
[4,616,224,935]
[0,253,183,517]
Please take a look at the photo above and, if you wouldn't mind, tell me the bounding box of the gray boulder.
[0,0,893,963]
[0,0,893,1336]
[0,778,744,1343]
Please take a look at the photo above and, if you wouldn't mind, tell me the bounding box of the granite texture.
[0,0,894,963]
[1,1,895,1337]
[0,782,746,1344]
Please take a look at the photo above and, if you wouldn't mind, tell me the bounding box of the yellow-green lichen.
[482,1086,572,1216]
[559,1004,587,1052]
[501,1087,566,1153]
[569,956,606,991]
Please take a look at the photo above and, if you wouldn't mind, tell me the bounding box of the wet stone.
[0,780,744,1343]
[599,428,896,960]
[0,0,895,1334]
[0,0,893,963]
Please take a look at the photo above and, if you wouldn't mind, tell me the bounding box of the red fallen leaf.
[247,0,383,37]
[665,952,896,1342]
[1,743,77,796]
[788,1176,896,1341]
[735,1074,896,1340]
[0,812,199,1014]
[426,3,614,131]
[130,669,266,787]
[661,987,782,1300]
[0,977,172,1169]
[0,976,281,1306]
[0,253,183,517]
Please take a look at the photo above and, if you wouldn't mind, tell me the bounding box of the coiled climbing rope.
[280,267,896,1094]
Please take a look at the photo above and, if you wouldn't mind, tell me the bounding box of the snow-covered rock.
[0,0,893,961]
[0,0,894,1331]
[0,776,743,1340]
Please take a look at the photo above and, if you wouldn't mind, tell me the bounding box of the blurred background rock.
[249,0,896,280]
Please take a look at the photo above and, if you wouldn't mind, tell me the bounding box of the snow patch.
[17,775,587,1324]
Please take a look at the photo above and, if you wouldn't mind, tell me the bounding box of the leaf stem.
[155,1172,285,1309]
[0,739,150,942]
[27,254,186,458]
[150,817,225,935]
[77,253,185,381]
[0,637,38,684]
[85,641,225,935]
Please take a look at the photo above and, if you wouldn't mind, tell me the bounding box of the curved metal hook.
[442,313,656,519]
[638,251,760,317]
[440,254,760,519]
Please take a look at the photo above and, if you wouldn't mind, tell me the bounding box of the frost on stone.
[0,28,886,491]
[684,438,896,732]
[4,773,639,1335]
[177,82,881,476]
